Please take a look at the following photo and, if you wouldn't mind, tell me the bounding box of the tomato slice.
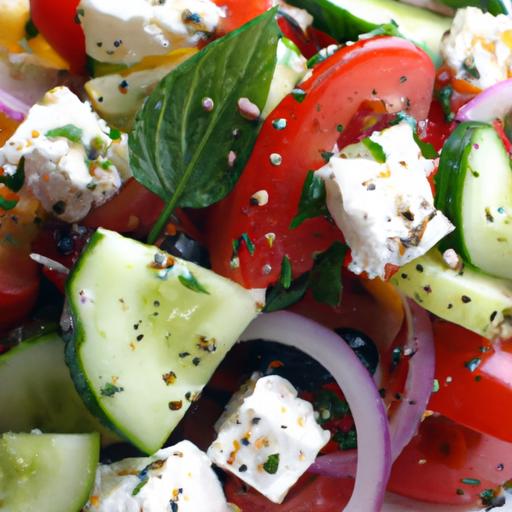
[213,0,273,35]
[0,247,39,331]
[207,36,435,288]
[388,415,512,506]
[83,179,164,236]
[428,321,512,443]
[225,473,353,511]
[30,0,86,74]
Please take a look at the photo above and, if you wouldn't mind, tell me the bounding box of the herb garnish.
[178,272,210,295]
[46,124,83,143]
[263,453,280,474]
[0,157,25,193]
[361,138,386,163]
[290,171,330,229]
[129,9,280,244]
[100,383,124,397]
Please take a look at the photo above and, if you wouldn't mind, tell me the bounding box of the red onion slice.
[456,78,512,123]
[239,311,391,512]
[310,299,435,477]
[0,88,29,122]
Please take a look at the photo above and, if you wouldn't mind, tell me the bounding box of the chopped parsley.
[46,124,84,143]
[178,272,209,295]
[263,453,280,474]
[100,383,124,397]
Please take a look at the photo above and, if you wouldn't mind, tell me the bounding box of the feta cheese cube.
[77,0,223,65]
[0,86,124,222]
[315,122,454,279]
[208,374,330,504]
[85,440,230,512]
[441,7,512,90]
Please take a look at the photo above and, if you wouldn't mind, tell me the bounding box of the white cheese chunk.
[441,7,512,90]
[78,0,223,65]
[315,122,454,279]
[0,86,123,222]
[273,1,313,33]
[85,440,230,512]
[208,374,330,504]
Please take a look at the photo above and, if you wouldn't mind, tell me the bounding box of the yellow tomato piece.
[0,112,20,146]
[121,47,197,75]
[0,0,29,50]
[28,34,70,70]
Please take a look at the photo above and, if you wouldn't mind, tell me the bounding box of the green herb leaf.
[280,255,292,289]
[310,241,347,306]
[360,21,402,39]
[263,453,280,474]
[390,111,417,130]
[129,9,280,244]
[0,196,18,211]
[333,429,357,451]
[46,124,83,143]
[362,138,386,163]
[264,271,310,313]
[0,157,25,192]
[437,85,455,122]
[109,128,122,140]
[178,272,210,295]
[414,133,439,159]
[132,478,149,496]
[100,383,124,397]
[313,389,349,424]
[25,18,39,40]
[290,171,329,229]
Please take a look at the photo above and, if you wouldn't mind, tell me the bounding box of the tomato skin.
[213,0,273,35]
[30,0,86,74]
[428,321,512,443]
[83,179,164,236]
[208,37,436,288]
[0,249,39,331]
[225,473,353,511]
[388,415,512,506]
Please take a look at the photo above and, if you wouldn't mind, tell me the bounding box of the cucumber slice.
[66,229,258,454]
[0,432,99,512]
[435,122,512,280]
[0,331,115,439]
[392,249,512,339]
[287,0,451,65]
[438,0,510,15]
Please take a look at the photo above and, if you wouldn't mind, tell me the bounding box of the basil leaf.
[0,157,25,192]
[310,241,347,306]
[264,272,310,313]
[178,272,210,295]
[362,138,386,163]
[0,196,18,211]
[46,124,83,143]
[438,0,510,15]
[286,0,376,41]
[414,134,439,159]
[280,255,292,289]
[290,171,330,229]
[130,9,280,243]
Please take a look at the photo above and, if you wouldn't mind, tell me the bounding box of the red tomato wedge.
[225,473,353,511]
[0,248,39,331]
[207,36,435,288]
[428,321,512,443]
[388,415,512,506]
[213,0,273,35]
[30,0,86,74]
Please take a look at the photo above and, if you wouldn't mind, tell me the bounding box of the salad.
[1,0,512,510]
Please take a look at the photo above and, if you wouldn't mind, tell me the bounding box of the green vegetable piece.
[362,137,386,163]
[129,9,280,244]
[263,453,280,474]
[310,241,347,306]
[280,255,292,289]
[0,196,18,211]
[0,157,25,193]
[46,124,84,143]
[438,0,510,15]
[264,271,310,313]
[290,170,329,229]
[178,272,210,295]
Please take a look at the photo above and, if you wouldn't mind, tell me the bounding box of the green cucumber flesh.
[0,432,99,512]
[287,0,451,65]
[0,331,115,439]
[66,229,258,454]
[392,249,512,339]
[436,122,512,280]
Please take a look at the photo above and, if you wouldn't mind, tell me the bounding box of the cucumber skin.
[64,231,129,444]
[434,121,488,265]
[439,0,510,15]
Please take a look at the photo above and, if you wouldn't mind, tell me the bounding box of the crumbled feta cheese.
[441,7,512,90]
[208,374,330,504]
[77,0,223,65]
[315,122,454,279]
[273,1,313,33]
[85,441,230,512]
[0,86,123,222]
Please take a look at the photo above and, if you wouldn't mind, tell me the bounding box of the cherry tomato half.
[207,36,435,289]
